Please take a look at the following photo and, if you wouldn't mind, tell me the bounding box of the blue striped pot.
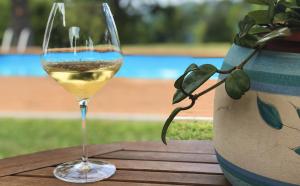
[213,44,300,186]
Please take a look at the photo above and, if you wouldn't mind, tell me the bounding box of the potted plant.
[162,0,300,185]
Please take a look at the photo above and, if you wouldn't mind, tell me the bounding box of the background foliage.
[0,0,252,46]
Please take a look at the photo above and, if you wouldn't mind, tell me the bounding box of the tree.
[0,1,10,43]
[11,0,32,45]
[203,1,235,43]
[109,0,147,44]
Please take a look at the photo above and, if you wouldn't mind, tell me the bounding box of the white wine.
[43,60,122,100]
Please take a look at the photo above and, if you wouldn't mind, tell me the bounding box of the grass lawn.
[123,43,230,57]
[0,118,213,159]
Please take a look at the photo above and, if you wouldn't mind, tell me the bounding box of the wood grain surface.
[0,141,230,186]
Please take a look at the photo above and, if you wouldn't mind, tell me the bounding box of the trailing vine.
[161,0,300,144]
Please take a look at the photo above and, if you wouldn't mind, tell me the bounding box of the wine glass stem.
[80,99,88,163]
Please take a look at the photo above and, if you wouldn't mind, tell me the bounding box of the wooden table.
[0,140,230,186]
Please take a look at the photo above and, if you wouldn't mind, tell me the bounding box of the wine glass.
[41,0,123,183]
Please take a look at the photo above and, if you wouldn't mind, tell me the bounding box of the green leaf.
[182,64,217,93]
[245,0,270,5]
[286,17,300,26]
[257,27,291,45]
[161,107,182,145]
[174,75,186,90]
[185,64,199,73]
[287,7,300,18]
[268,3,276,21]
[275,2,287,13]
[225,70,250,100]
[293,147,300,155]
[173,64,217,104]
[290,6,300,14]
[248,10,271,24]
[273,13,289,24]
[238,16,256,37]
[234,34,260,48]
[278,0,296,7]
[174,64,198,89]
[257,97,283,130]
[173,90,186,104]
[248,25,271,35]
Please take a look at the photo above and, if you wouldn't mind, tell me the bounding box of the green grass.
[123,43,230,56]
[0,118,212,159]
[123,43,230,49]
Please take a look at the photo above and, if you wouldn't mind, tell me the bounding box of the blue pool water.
[0,54,223,80]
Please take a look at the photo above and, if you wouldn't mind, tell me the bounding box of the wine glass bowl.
[42,1,123,101]
[41,0,122,183]
[42,50,122,100]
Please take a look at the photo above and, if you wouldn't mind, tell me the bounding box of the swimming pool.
[0,54,223,80]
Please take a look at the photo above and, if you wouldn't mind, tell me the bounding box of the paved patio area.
[0,77,216,120]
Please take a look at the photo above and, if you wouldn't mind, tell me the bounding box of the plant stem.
[192,49,259,100]
[184,48,259,104]
[182,98,196,110]
[194,79,226,100]
[162,48,261,144]
[79,99,88,162]
[216,48,259,74]
[217,67,236,74]
[238,49,260,69]
[174,48,260,123]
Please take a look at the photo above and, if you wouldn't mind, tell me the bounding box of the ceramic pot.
[213,44,300,186]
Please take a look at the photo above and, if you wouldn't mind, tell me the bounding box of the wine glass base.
[53,159,116,183]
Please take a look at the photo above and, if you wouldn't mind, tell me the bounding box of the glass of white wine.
[41,0,123,183]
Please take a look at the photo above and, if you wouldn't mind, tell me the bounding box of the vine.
[161,0,300,144]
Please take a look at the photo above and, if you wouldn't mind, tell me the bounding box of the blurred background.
[0,0,252,158]
[0,0,251,47]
